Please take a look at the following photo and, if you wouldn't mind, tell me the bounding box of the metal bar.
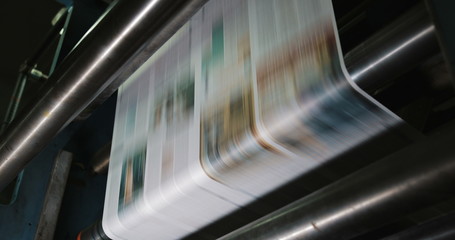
[1,72,28,134]
[26,8,69,67]
[0,0,208,191]
[49,7,73,75]
[78,220,111,240]
[89,143,111,175]
[220,127,455,240]
[34,151,73,240]
[0,8,72,135]
[345,3,439,93]
[382,212,455,240]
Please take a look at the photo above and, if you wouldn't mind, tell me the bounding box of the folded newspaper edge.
[103,0,404,239]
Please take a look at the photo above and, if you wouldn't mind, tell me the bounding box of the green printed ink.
[212,21,224,64]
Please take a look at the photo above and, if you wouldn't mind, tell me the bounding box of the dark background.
[0,0,64,124]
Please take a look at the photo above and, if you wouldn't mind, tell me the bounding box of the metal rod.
[27,8,69,67]
[78,220,111,240]
[89,143,111,175]
[345,3,439,92]
[0,0,208,191]
[0,8,72,135]
[220,127,455,240]
[1,72,28,134]
[49,7,73,75]
[382,212,455,240]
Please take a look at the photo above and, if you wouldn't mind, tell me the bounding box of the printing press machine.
[0,0,454,239]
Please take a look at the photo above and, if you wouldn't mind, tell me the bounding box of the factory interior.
[0,0,455,239]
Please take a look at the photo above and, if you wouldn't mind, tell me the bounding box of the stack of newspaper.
[103,0,402,239]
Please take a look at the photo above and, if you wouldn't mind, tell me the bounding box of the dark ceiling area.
[0,0,64,124]
[0,0,108,133]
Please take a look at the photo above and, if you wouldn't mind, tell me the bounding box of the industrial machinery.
[0,0,454,239]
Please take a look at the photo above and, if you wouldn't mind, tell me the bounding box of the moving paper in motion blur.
[103,0,407,239]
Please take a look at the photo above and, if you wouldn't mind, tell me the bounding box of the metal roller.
[345,3,438,92]
[382,212,455,240]
[89,143,111,175]
[78,220,110,240]
[220,127,455,240]
[0,0,208,191]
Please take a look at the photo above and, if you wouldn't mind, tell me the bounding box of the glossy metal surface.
[346,3,438,93]
[382,212,455,240]
[0,0,207,191]
[90,143,111,175]
[77,0,209,120]
[220,127,455,240]
[79,220,111,240]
